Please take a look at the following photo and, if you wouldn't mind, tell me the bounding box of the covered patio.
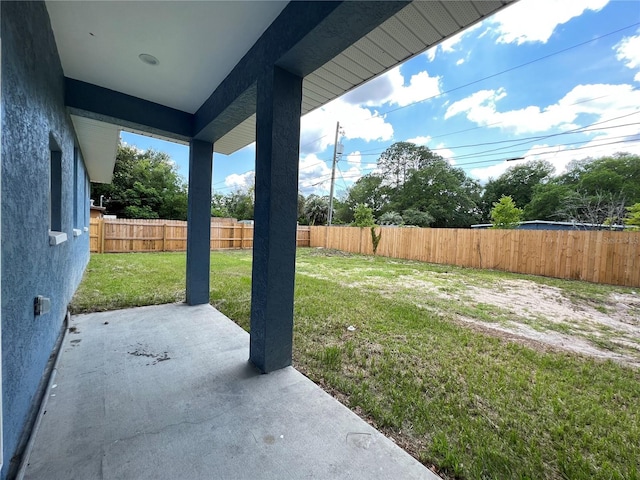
[1,1,517,477]
[19,304,438,479]
[50,0,515,372]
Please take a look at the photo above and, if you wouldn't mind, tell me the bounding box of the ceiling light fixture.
[138,53,159,66]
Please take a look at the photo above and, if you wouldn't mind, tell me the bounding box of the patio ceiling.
[46,1,516,182]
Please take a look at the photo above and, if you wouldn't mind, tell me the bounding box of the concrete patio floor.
[19,303,440,480]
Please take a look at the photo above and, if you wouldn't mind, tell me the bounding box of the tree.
[226,188,254,220]
[353,204,375,227]
[211,193,231,218]
[210,188,254,220]
[297,194,307,224]
[490,195,523,229]
[304,195,330,225]
[524,182,572,221]
[557,191,627,227]
[559,153,640,205]
[482,160,555,220]
[401,209,434,227]
[377,142,441,189]
[378,211,403,225]
[341,174,389,223]
[392,158,482,227]
[92,143,188,220]
[625,203,640,230]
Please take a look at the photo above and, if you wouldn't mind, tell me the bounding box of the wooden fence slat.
[89,219,640,287]
[90,218,310,254]
[307,225,640,288]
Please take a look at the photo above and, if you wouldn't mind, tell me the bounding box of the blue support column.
[250,66,303,373]
[186,140,213,305]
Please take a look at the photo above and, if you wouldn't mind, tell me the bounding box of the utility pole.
[328,121,340,226]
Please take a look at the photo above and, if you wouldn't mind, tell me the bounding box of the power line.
[299,22,639,156]
[353,112,640,159]
[216,22,640,193]
[441,112,640,162]
[452,137,640,166]
[368,22,640,119]
[298,137,640,188]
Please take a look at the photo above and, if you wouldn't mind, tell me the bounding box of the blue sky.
[121,0,640,198]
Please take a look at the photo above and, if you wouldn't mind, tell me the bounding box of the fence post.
[162,223,167,252]
[100,218,106,254]
[240,223,245,249]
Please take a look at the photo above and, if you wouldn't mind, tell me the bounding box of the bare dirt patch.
[462,280,640,367]
[297,261,640,367]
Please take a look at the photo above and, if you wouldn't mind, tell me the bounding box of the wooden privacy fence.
[90,218,310,253]
[310,226,640,287]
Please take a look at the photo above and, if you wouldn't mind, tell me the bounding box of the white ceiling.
[47,1,288,114]
[47,1,515,181]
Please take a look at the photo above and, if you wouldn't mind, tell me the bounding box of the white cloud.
[343,66,441,108]
[470,160,517,184]
[404,136,457,164]
[338,165,364,188]
[445,83,640,135]
[298,154,332,196]
[300,67,441,156]
[456,58,465,66]
[300,98,393,154]
[346,151,362,167]
[470,125,640,183]
[434,143,457,165]
[488,0,609,45]
[438,29,468,54]
[406,135,431,146]
[470,146,572,183]
[224,170,254,191]
[615,34,640,80]
[425,23,483,62]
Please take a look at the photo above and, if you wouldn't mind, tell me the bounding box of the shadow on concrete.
[20,303,439,480]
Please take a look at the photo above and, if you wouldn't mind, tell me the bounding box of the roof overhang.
[70,115,120,183]
[47,1,517,181]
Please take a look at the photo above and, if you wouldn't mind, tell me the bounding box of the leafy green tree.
[490,195,523,229]
[304,195,330,225]
[211,193,231,218]
[482,160,554,220]
[392,158,482,227]
[401,209,434,227]
[297,194,307,224]
[331,196,352,225]
[625,203,640,230]
[226,188,254,220]
[210,188,254,220]
[92,143,188,220]
[353,204,375,227]
[377,142,441,189]
[559,153,640,204]
[524,182,573,221]
[378,211,403,225]
[340,174,389,223]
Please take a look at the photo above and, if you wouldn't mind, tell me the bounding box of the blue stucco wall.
[1,2,90,477]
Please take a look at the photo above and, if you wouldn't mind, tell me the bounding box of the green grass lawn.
[71,249,640,480]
